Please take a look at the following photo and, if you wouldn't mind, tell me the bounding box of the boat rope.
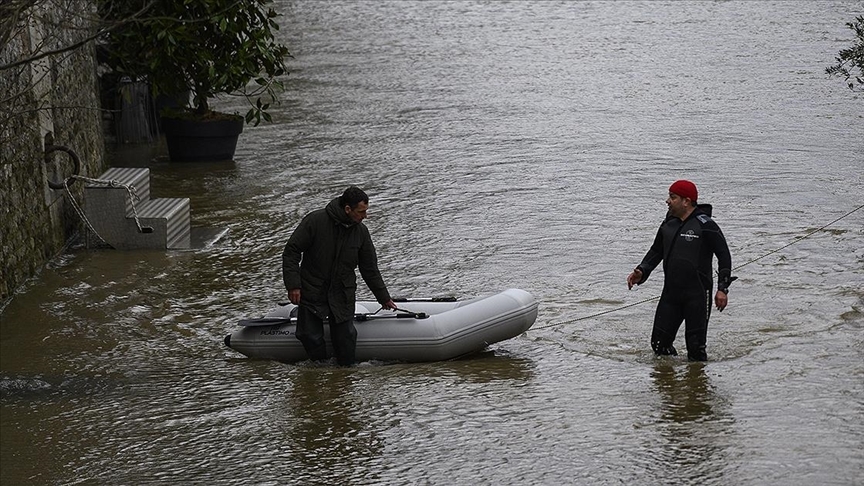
[532,203,864,331]
[62,174,149,246]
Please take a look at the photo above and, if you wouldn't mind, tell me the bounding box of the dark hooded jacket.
[636,204,733,293]
[282,197,392,323]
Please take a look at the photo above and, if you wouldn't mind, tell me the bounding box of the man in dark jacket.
[282,186,397,366]
[626,180,735,361]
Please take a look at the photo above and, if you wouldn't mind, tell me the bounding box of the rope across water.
[532,203,864,331]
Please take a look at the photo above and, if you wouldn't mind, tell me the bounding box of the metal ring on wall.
[44,145,81,190]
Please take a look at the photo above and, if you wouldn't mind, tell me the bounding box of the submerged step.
[133,198,191,250]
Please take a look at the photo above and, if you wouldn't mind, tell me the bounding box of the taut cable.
[533,203,864,331]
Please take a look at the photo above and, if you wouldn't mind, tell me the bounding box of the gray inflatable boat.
[224,288,538,363]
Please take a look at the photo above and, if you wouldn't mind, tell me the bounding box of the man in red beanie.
[626,180,735,361]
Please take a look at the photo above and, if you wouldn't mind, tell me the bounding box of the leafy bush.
[100,0,291,125]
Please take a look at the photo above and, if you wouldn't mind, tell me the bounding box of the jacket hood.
[325,197,356,227]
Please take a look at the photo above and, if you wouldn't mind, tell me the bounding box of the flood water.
[2,1,863,484]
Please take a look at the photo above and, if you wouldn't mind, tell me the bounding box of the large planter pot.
[161,115,244,162]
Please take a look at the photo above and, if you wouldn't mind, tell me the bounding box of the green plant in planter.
[100,0,290,126]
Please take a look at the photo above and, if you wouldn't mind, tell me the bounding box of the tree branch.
[0,0,158,72]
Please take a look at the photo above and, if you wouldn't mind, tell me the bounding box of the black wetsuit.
[635,205,733,361]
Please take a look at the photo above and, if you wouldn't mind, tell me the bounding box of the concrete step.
[90,167,151,204]
[84,167,192,250]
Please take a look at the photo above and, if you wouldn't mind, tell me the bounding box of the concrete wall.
[1,0,107,303]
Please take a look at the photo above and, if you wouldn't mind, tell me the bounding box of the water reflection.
[648,361,734,483]
[281,368,383,484]
[260,353,535,483]
[384,351,536,384]
[651,361,716,423]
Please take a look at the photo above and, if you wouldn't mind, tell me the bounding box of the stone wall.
[1,0,106,303]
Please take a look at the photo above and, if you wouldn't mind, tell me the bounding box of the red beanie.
[669,180,698,202]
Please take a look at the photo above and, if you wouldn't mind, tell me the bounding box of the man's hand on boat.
[288,288,301,305]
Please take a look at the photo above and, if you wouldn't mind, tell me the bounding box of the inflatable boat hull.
[225,288,538,363]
